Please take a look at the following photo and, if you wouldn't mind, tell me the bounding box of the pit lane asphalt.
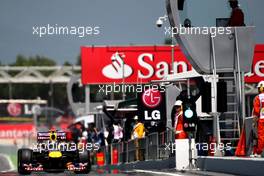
[0,170,238,176]
[0,162,237,176]
[0,171,193,176]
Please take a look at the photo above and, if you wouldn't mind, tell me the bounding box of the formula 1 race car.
[17,130,91,175]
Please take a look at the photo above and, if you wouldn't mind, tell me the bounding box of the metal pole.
[171,36,175,74]
[8,82,12,99]
[165,86,171,128]
[156,133,159,160]
[33,112,38,128]
[246,95,251,117]
[187,79,190,98]
[234,28,243,122]
[145,137,149,161]
[50,82,54,108]
[211,34,218,113]
[45,104,48,125]
[122,57,126,100]
[210,35,221,149]
[85,85,90,114]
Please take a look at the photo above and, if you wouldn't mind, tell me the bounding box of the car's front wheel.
[17,148,33,175]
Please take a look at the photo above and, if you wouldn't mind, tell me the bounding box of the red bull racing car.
[17,130,91,174]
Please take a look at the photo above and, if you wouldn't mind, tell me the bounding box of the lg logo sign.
[144,110,161,120]
[142,88,162,120]
[7,103,22,117]
[142,88,162,108]
[136,84,166,130]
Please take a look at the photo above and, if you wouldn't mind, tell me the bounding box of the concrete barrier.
[197,156,264,176]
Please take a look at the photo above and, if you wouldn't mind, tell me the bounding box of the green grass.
[9,154,17,169]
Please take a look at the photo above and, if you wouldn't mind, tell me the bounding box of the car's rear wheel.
[18,149,33,175]
[75,149,91,174]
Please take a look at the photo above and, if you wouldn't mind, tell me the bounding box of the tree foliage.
[76,54,81,66]
[164,37,177,45]
[63,61,72,66]
[11,55,56,66]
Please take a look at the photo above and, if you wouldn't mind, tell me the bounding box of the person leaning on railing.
[131,115,145,161]
[131,116,145,139]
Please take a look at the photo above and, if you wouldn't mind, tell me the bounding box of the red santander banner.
[0,123,35,138]
[245,45,264,83]
[81,45,264,85]
[81,46,192,84]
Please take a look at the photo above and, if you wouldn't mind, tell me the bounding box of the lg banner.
[137,88,166,133]
[81,46,192,84]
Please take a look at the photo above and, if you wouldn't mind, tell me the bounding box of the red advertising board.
[0,123,35,138]
[245,45,264,83]
[81,45,264,85]
[81,46,192,84]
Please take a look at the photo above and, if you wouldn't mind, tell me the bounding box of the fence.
[98,128,175,165]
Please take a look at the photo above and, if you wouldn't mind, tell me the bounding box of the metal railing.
[98,128,175,165]
[159,129,175,159]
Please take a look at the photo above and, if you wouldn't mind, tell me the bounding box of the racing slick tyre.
[18,149,33,175]
[75,149,91,174]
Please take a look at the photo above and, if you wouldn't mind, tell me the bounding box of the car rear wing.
[37,131,66,141]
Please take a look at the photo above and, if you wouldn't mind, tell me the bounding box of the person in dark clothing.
[87,123,98,143]
[97,131,105,146]
[70,122,83,144]
[106,126,114,145]
[228,0,245,27]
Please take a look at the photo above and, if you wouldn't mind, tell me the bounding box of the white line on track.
[0,154,15,173]
[132,169,184,176]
